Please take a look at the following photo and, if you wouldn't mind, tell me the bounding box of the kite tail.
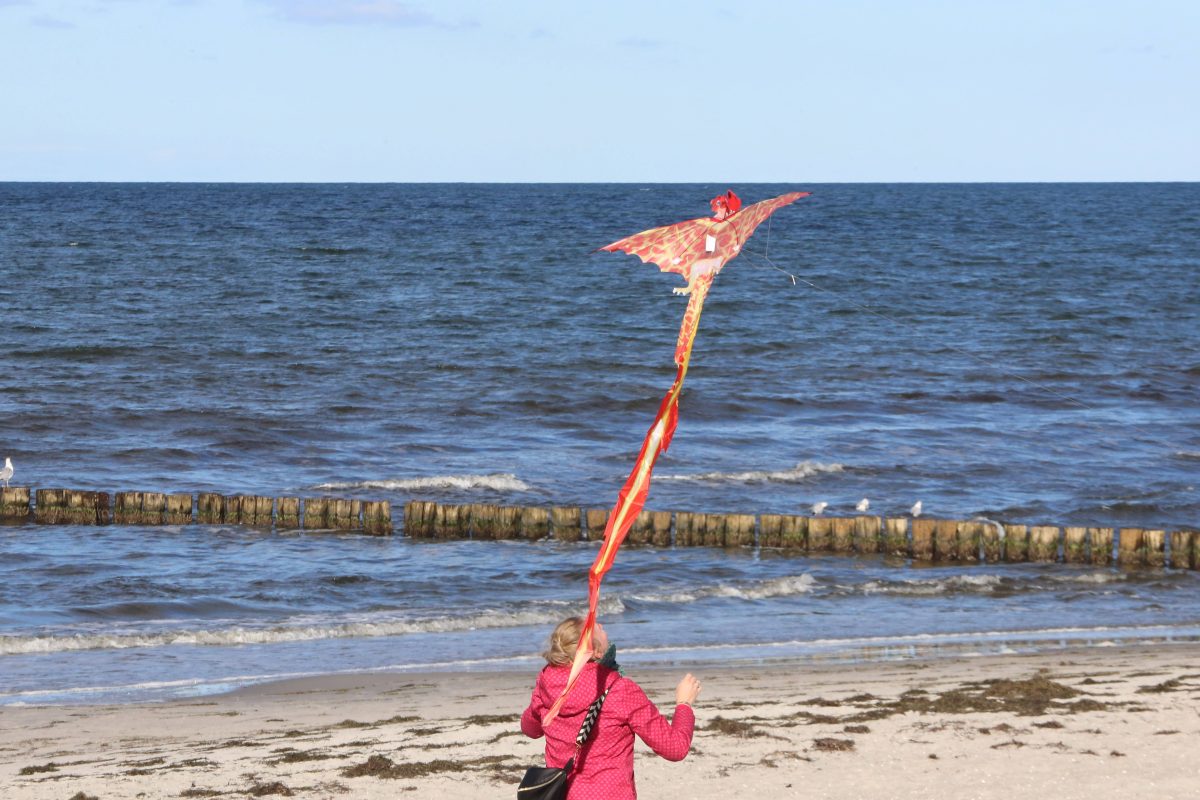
[542,276,712,726]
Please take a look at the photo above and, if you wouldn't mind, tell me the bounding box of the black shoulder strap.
[574,682,613,747]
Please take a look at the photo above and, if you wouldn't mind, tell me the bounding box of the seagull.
[0,457,12,488]
[910,500,923,517]
[811,501,828,516]
[855,498,870,513]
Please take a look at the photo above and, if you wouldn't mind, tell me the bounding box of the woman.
[520,617,701,799]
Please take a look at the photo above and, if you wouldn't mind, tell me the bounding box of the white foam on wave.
[1174,451,1200,461]
[861,574,1004,596]
[0,598,624,657]
[631,574,815,604]
[314,473,531,493]
[657,461,844,484]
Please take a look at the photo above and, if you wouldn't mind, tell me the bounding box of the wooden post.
[933,520,958,561]
[197,492,223,524]
[585,509,609,541]
[0,487,31,521]
[980,520,1002,562]
[628,510,652,545]
[854,515,881,553]
[1029,525,1059,562]
[1143,529,1166,568]
[57,490,109,525]
[1089,527,1114,566]
[912,519,935,561]
[1063,526,1088,564]
[520,506,550,541]
[831,517,854,552]
[303,497,328,529]
[276,497,300,529]
[808,517,832,551]
[142,492,167,525]
[703,514,727,547]
[883,517,909,557]
[1117,527,1142,567]
[955,520,982,562]
[629,510,671,546]
[362,501,393,535]
[674,512,701,546]
[780,514,807,549]
[331,498,360,530]
[726,514,755,547]
[114,491,143,524]
[1003,524,1029,562]
[221,495,243,525]
[493,506,520,540]
[550,506,582,542]
[34,488,63,524]
[760,514,783,548]
[443,503,473,538]
[403,500,430,537]
[1168,531,1194,569]
[165,493,192,524]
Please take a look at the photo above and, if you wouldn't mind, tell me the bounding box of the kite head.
[710,190,742,220]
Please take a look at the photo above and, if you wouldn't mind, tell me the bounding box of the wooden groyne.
[0,487,392,535]
[403,500,1198,571]
[1,486,1196,570]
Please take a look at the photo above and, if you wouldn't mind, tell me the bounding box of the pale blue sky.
[2,0,1196,181]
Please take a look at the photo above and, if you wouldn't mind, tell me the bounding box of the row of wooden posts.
[2,486,1196,570]
[404,500,1200,570]
[0,487,393,535]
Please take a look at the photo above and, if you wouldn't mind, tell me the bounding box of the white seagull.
[811,501,828,516]
[855,498,870,513]
[0,457,12,488]
[910,500,923,518]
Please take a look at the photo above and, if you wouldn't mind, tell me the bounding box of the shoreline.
[4,643,1199,798]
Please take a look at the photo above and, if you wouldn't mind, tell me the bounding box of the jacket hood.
[536,662,618,718]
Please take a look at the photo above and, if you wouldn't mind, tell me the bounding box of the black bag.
[518,686,611,800]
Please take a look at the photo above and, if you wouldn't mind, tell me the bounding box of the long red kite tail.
[541,277,712,725]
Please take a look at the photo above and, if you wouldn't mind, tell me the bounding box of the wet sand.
[4,644,1199,799]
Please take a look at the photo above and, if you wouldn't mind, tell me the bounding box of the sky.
[1,0,1197,182]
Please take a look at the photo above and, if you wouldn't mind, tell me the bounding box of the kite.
[543,189,810,724]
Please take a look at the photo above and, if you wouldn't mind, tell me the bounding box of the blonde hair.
[543,616,584,666]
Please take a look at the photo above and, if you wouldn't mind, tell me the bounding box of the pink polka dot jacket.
[520,662,695,800]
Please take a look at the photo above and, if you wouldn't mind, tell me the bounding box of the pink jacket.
[520,662,695,800]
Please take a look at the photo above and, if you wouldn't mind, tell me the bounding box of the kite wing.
[598,217,716,278]
[726,192,811,250]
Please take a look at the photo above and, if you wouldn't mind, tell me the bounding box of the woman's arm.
[625,682,695,761]
[521,689,546,739]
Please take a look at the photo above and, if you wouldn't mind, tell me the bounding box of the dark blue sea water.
[1,183,1198,704]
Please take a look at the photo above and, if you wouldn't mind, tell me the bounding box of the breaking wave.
[658,461,845,484]
[631,574,815,604]
[314,473,531,493]
[0,598,624,656]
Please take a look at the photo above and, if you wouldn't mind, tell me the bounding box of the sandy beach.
[4,644,1199,799]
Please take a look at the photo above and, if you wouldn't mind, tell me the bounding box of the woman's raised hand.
[675,673,701,706]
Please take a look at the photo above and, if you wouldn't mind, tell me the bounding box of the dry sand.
[3,644,1200,799]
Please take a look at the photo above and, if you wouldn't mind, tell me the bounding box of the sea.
[0,182,1197,705]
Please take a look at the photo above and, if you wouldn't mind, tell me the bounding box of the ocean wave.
[630,574,815,604]
[314,473,531,493]
[0,598,624,657]
[657,461,845,484]
[861,574,1004,596]
[1175,451,1200,461]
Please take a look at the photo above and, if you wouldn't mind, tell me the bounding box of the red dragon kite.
[543,189,810,724]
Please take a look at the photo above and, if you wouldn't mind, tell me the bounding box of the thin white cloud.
[260,0,469,28]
